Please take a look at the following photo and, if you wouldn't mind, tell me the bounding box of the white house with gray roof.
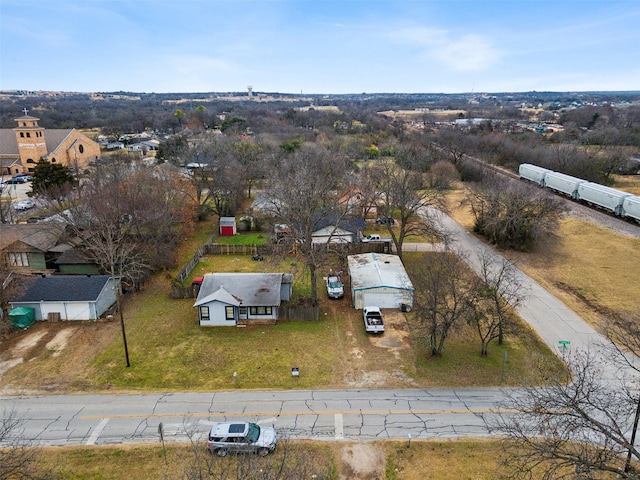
[347,253,414,310]
[193,273,293,326]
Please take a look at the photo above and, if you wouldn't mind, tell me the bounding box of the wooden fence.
[198,241,390,258]
[277,304,320,322]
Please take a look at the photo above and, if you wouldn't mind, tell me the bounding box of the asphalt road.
[0,209,617,448]
[0,388,506,447]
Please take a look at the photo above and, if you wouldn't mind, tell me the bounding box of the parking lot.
[1,175,32,203]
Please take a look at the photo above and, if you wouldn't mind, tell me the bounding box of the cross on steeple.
[22,108,28,115]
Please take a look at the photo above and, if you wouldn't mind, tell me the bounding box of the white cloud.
[434,34,500,72]
[386,26,501,72]
[386,26,449,47]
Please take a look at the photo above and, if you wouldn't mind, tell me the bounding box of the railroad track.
[447,147,640,237]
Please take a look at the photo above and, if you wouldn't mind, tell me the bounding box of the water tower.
[247,85,253,98]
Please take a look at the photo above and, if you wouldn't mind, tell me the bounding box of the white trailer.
[622,195,640,222]
[576,182,633,216]
[543,171,586,199]
[518,163,551,186]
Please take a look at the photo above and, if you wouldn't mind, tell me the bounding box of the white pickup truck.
[361,234,391,243]
[363,306,384,334]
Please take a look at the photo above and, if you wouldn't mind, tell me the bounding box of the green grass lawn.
[216,231,269,245]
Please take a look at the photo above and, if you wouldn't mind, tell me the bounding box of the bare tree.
[468,249,527,355]
[466,175,565,251]
[0,182,17,224]
[263,144,348,304]
[0,255,20,334]
[0,407,60,480]
[376,158,445,259]
[52,162,195,366]
[427,160,459,190]
[182,137,230,218]
[495,310,640,479]
[433,128,471,165]
[408,251,475,357]
[183,136,247,218]
[230,138,267,199]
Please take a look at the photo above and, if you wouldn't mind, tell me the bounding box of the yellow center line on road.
[81,408,510,420]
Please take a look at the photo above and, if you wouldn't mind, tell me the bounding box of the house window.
[79,144,84,154]
[26,158,35,163]
[26,132,31,138]
[225,306,234,320]
[8,253,29,267]
[239,307,247,315]
[51,158,56,163]
[249,306,273,316]
[20,132,24,138]
[199,306,210,320]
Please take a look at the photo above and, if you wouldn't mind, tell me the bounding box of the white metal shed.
[347,253,414,310]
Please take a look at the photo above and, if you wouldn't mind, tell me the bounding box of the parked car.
[207,422,277,457]
[13,199,35,211]
[326,272,344,299]
[375,216,395,225]
[363,306,384,333]
[13,173,33,181]
[26,215,48,223]
[6,176,29,184]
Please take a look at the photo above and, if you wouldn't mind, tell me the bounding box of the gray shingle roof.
[12,275,113,302]
[194,273,291,307]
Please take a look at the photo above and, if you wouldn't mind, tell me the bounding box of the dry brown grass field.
[614,173,640,195]
[37,439,508,480]
[446,183,640,331]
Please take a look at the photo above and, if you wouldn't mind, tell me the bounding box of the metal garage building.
[348,252,414,310]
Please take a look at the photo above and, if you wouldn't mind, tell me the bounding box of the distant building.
[0,109,100,176]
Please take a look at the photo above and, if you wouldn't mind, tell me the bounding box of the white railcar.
[576,182,633,216]
[518,163,551,186]
[543,171,586,199]
[622,195,640,222]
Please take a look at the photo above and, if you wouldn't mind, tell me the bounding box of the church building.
[0,109,101,176]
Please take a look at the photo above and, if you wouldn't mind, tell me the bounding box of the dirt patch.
[0,320,118,394]
[46,327,78,357]
[368,311,412,358]
[340,443,386,480]
[0,358,24,377]
[343,310,417,388]
[11,330,48,356]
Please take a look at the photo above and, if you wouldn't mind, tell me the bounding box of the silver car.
[207,422,277,457]
[13,199,35,211]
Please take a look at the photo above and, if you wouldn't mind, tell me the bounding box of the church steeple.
[13,108,48,164]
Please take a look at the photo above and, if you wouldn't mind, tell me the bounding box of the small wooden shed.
[219,217,237,236]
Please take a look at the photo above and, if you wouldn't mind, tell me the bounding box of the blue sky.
[1,0,639,94]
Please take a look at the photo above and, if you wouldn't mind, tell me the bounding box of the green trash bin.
[8,307,36,329]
